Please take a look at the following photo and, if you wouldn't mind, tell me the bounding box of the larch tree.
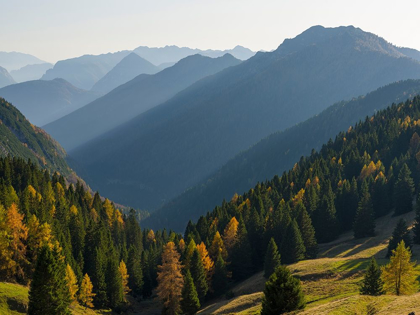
[0,204,14,279]
[382,241,418,295]
[261,265,305,315]
[359,257,383,296]
[223,216,239,251]
[28,245,71,315]
[197,242,214,285]
[157,242,184,315]
[79,273,95,308]
[209,231,227,261]
[264,238,281,279]
[119,260,130,300]
[65,264,79,303]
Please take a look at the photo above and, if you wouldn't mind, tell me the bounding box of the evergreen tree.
[190,248,208,301]
[281,220,305,264]
[353,183,375,239]
[359,257,384,296]
[413,192,420,244]
[296,204,318,259]
[264,238,281,279]
[261,265,305,315]
[230,220,253,280]
[382,241,418,295]
[28,245,71,315]
[127,245,143,297]
[393,164,415,215]
[106,253,124,308]
[212,253,228,294]
[313,182,339,243]
[387,219,412,257]
[180,270,200,315]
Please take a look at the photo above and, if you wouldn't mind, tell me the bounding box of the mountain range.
[41,51,131,90]
[91,53,160,94]
[10,63,53,83]
[68,25,420,213]
[0,51,46,71]
[0,78,101,126]
[133,45,255,66]
[44,53,241,150]
[0,66,15,88]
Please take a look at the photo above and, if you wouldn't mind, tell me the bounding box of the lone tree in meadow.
[261,265,305,315]
[382,241,418,296]
[359,257,383,296]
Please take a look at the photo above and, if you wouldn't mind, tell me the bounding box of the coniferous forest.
[2,95,420,313]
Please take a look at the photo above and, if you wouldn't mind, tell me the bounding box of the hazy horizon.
[2,0,420,63]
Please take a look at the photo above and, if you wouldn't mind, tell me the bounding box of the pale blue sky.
[1,0,419,63]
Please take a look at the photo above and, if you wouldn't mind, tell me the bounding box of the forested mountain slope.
[0,97,71,175]
[0,78,100,126]
[45,54,241,150]
[91,53,160,94]
[41,51,131,90]
[70,26,420,211]
[144,80,420,230]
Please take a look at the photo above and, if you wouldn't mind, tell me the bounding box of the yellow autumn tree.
[197,242,214,283]
[65,264,79,303]
[119,260,130,300]
[209,231,228,261]
[103,199,115,226]
[7,203,28,280]
[178,239,186,253]
[79,273,95,308]
[0,205,14,276]
[223,217,239,251]
[184,239,197,269]
[157,242,184,315]
[382,241,419,295]
[27,215,53,274]
[147,230,156,244]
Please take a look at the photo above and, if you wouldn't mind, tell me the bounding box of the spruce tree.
[413,192,420,244]
[190,248,208,301]
[387,218,412,257]
[261,265,305,315]
[212,253,228,294]
[264,238,281,279]
[28,245,71,315]
[393,164,414,215]
[180,270,200,315]
[359,257,383,296]
[281,220,305,264]
[313,182,339,243]
[106,252,124,308]
[127,245,143,298]
[296,204,318,259]
[353,183,375,239]
[230,220,253,280]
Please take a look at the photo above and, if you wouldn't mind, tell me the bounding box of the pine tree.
[382,241,418,295]
[212,253,228,294]
[65,264,79,303]
[79,273,95,308]
[281,220,305,264]
[387,218,412,257]
[157,242,184,315]
[28,245,71,315]
[264,238,281,278]
[119,260,130,300]
[353,183,375,239]
[296,205,318,259]
[261,265,305,315]
[106,252,124,308]
[180,270,200,315]
[127,245,143,297]
[190,248,208,301]
[393,164,414,215]
[359,257,384,296]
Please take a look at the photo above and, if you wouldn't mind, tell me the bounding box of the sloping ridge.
[69,26,420,212]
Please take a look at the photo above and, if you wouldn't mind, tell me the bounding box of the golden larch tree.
[223,217,239,251]
[119,260,130,299]
[197,242,214,283]
[79,273,95,308]
[209,231,227,261]
[382,240,419,295]
[65,264,79,303]
[7,203,28,279]
[157,242,184,315]
[0,204,14,275]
